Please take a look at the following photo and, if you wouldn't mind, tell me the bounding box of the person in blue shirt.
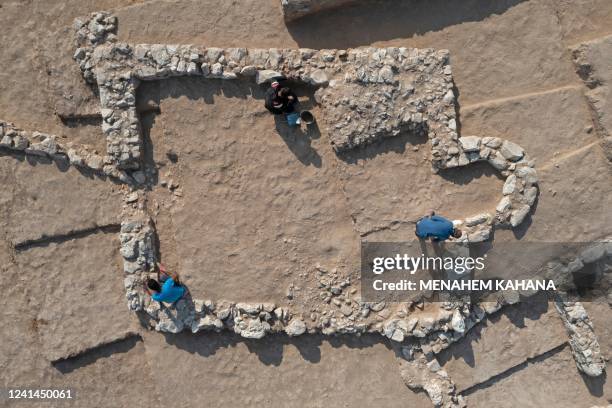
[144,262,186,304]
[415,211,462,241]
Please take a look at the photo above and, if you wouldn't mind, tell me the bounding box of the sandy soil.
[139,77,359,304]
[1,0,611,407]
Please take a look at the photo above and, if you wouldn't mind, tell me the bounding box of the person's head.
[452,228,463,239]
[147,279,161,293]
[278,87,290,97]
[271,81,280,89]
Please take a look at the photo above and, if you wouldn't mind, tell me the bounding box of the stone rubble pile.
[120,218,158,312]
[73,11,118,84]
[398,350,466,408]
[280,0,359,21]
[547,240,610,379]
[314,47,457,163]
[541,240,611,378]
[0,119,132,182]
[98,77,143,170]
[554,300,606,377]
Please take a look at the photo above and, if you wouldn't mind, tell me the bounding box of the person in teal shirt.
[416,211,462,241]
[145,263,186,304]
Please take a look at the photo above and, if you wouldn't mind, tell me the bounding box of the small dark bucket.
[300,110,315,125]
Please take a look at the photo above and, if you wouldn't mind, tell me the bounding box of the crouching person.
[415,210,462,242]
[144,262,186,304]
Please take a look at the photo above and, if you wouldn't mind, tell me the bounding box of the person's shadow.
[273,114,322,167]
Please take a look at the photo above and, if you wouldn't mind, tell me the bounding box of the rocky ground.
[1,0,611,407]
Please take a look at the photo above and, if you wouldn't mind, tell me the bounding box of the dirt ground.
[1,0,611,407]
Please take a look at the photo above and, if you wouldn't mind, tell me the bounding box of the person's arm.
[264,89,276,112]
[287,90,298,104]
[143,280,152,296]
[157,262,180,285]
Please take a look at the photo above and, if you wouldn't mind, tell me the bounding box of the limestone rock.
[240,65,257,76]
[502,174,517,195]
[500,140,524,161]
[239,319,270,339]
[370,301,386,312]
[510,204,530,227]
[191,316,224,333]
[451,309,465,333]
[256,70,283,85]
[488,151,509,170]
[236,303,261,314]
[340,304,353,316]
[515,166,538,185]
[459,136,480,153]
[496,196,512,213]
[307,69,329,86]
[467,227,491,243]
[465,213,490,227]
[285,318,307,336]
[0,135,12,147]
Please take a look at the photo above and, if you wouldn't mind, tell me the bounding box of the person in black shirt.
[265,81,298,115]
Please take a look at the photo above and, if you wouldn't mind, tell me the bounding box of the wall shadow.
[0,147,124,186]
[58,114,102,129]
[438,161,504,186]
[336,130,428,164]
[287,0,526,49]
[580,371,606,397]
[161,330,392,367]
[52,334,142,374]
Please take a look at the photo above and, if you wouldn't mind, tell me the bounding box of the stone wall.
[0,119,132,183]
[118,216,610,384]
[119,218,609,384]
[0,12,588,407]
[73,12,540,235]
[119,213,517,346]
